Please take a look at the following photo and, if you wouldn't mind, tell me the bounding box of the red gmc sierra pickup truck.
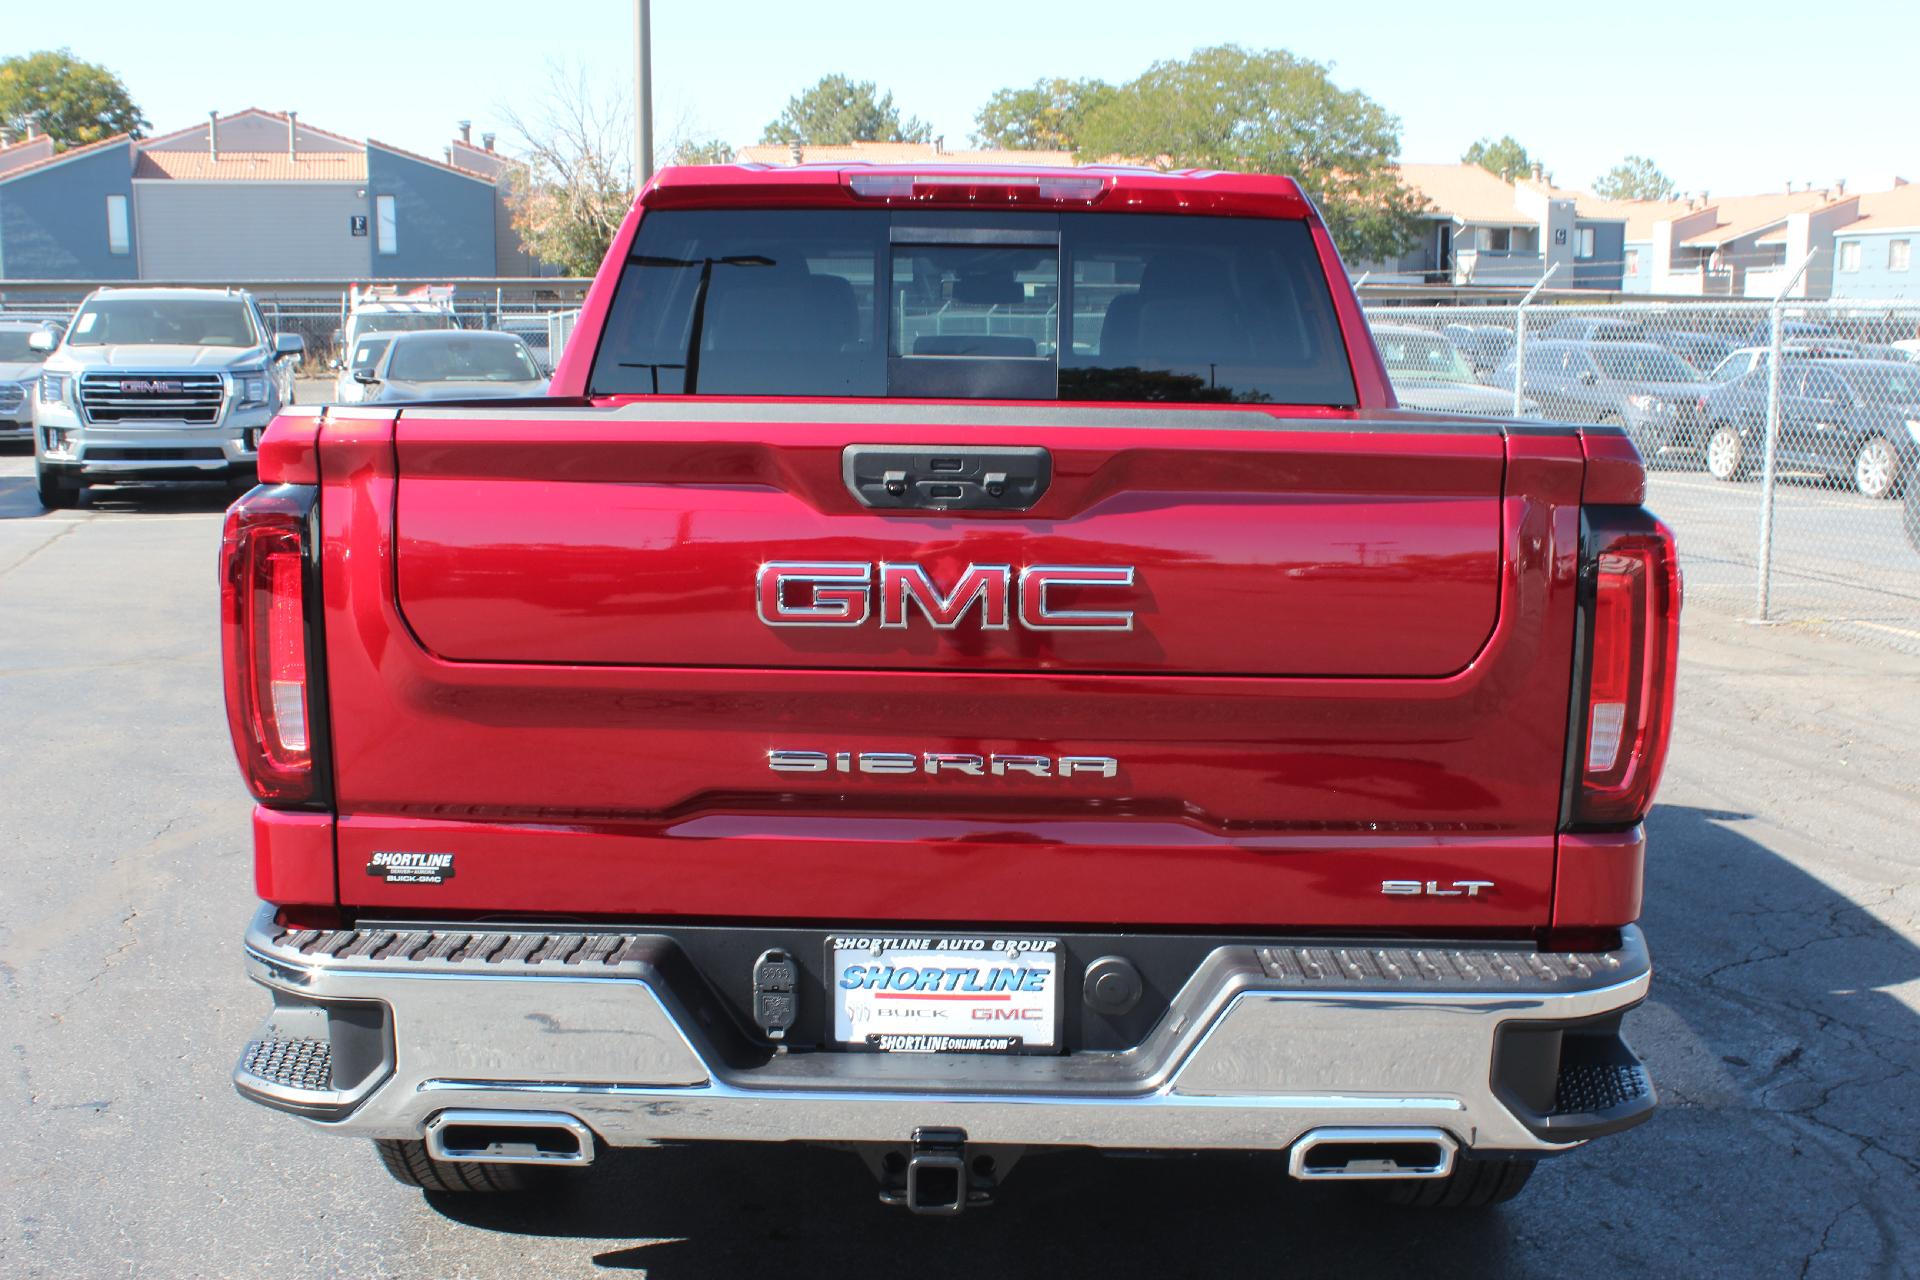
[222,163,1679,1213]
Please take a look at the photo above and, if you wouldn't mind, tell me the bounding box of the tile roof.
[133,149,367,181]
[734,141,1079,167]
[1394,163,1528,224]
[1835,182,1920,233]
[1674,191,1844,247]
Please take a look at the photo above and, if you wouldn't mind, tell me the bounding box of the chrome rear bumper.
[236,905,1654,1156]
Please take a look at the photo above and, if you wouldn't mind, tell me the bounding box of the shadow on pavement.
[0,474,236,519]
[413,812,1920,1275]
[431,1146,1515,1277]
[71,481,237,516]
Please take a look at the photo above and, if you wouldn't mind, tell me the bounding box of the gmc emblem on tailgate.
[757,562,1136,631]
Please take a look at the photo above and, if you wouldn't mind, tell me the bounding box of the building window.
[1838,241,1860,273]
[1482,227,1511,252]
[375,195,398,256]
[1625,248,1641,274]
[1575,227,1596,260]
[106,195,130,255]
[1892,239,1912,272]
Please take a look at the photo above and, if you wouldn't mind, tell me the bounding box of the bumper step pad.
[276,926,644,969]
[1256,943,1629,992]
[241,1036,333,1092]
[1554,1060,1653,1116]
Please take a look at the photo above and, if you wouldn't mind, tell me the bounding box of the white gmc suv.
[31,286,303,508]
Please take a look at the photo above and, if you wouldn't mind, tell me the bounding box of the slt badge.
[1381,880,1496,898]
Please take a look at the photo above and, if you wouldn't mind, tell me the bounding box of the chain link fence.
[252,297,585,377]
[1363,298,1920,652]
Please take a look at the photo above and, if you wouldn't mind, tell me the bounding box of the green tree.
[972,77,1115,151]
[1593,155,1676,201]
[1462,135,1535,183]
[1071,45,1428,261]
[0,49,147,150]
[761,75,930,146]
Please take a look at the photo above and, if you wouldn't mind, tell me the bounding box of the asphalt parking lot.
[2,447,1917,1279]
[1647,468,1920,652]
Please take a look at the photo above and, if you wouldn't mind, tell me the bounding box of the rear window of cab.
[588,209,1358,406]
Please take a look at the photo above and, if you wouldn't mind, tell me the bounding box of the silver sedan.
[355,330,548,403]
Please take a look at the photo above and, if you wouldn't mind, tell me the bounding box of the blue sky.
[9,0,1912,195]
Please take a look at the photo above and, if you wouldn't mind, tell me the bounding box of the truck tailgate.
[318,403,1584,929]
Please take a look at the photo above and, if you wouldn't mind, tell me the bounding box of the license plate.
[828,934,1062,1053]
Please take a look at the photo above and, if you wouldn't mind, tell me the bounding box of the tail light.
[221,485,323,805]
[1569,511,1681,828]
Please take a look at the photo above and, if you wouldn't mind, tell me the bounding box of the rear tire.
[35,464,80,510]
[1370,1157,1536,1209]
[1706,425,1747,481]
[1852,435,1900,500]
[373,1138,553,1194]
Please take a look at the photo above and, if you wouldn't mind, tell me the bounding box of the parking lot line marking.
[1849,620,1920,642]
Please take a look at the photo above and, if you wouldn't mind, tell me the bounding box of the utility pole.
[633,0,654,185]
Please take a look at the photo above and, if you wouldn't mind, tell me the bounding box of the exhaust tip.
[1287,1127,1457,1181]
[424,1109,596,1167]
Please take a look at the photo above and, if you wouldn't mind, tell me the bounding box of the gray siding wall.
[365,146,495,277]
[0,141,138,280]
[1573,222,1625,290]
[1831,230,1920,300]
[133,181,369,280]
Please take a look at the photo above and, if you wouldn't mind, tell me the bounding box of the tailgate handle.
[843,445,1050,512]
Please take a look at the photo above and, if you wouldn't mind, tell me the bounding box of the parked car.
[353,330,546,402]
[223,163,1676,1214]
[1496,339,1712,464]
[1891,338,1920,364]
[1372,324,1538,417]
[30,286,302,508]
[1540,316,1648,343]
[1442,322,1513,378]
[1698,355,1920,498]
[1649,330,1736,378]
[332,333,393,405]
[0,317,63,443]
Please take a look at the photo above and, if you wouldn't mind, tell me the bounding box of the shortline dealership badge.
[366,851,455,885]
